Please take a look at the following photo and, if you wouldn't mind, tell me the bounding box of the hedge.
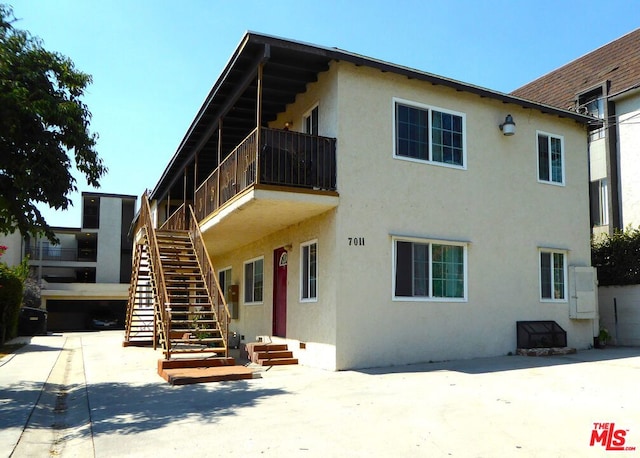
[592,227,640,286]
[0,260,28,345]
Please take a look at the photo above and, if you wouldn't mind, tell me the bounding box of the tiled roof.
[511,28,640,110]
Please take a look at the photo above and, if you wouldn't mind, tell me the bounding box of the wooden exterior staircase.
[124,193,254,384]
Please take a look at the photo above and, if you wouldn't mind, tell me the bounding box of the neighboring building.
[131,33,599,370]
[512,28,640,238]
[1,192,137,330]
[512,28,640,347]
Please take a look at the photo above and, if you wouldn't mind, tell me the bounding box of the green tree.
[0,4,107,243]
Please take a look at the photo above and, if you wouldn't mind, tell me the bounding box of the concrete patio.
[1,331,638,457]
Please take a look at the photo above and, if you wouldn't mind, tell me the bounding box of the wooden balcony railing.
[195,127,336,221]
[160,204,187,231]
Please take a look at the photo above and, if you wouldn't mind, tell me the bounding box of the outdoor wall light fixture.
[499,114,516,136]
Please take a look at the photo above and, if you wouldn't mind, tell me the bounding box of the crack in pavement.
[11,337,95,457]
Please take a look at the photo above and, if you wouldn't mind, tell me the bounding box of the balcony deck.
[194,128,338,256]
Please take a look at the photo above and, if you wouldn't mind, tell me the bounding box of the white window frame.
[300,239,318,302]
[392,236,468,302]
[392,97,467,170]
[536,131,565,186]
[303,103,319,135]
[243,256,264,305]
[539,248,568,302]
[591,178,609,226]
[218,266,232,301]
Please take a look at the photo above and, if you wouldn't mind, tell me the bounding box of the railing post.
[217,119,222,210]
[256,61,263,185]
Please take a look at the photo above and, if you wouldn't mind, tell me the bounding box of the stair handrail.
[139,192,172,358]
[160,203,186,231]
[187,204,231,357]
[124,243,144,342]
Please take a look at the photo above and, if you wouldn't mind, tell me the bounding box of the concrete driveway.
[1,331,639,457]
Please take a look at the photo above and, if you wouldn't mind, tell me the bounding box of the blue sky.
[7,0,640,227]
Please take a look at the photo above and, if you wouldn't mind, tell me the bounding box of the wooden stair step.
[171,329,224,344]
[158,357,235,370]
[170,320,219,325]
[255,350,293,359]
[168,348,227,355]
[257,357,299,366]
[159,365,256,385]
[250,343,289,352]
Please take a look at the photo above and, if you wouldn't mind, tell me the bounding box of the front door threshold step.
[516,347,577,356]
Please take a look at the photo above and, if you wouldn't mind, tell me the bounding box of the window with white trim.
[301,240,318,301]
[243,257,263,304]
[393,237,467,300]
[590,178,609,226]
[394,99,465,167]
[539,249,567,301]
[218,267,232,301]
[537,132,564,184]
[303,104,318,135]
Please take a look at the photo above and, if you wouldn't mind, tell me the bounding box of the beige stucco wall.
[330,63,594,369]
[201,61,595,370]
[212,210,338,370]
[616,93,640,229]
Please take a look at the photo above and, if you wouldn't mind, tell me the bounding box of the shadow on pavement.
[88,380,287,436]
[357,346,640,376]
[0,381,46,431]
[0,379,288,439]
[13,343,64,354]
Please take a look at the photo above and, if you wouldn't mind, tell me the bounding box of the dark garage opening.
[46,299,126,331]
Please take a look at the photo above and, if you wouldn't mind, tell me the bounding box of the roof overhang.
[151,32,596,202]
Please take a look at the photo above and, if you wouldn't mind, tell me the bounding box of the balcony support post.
[183,167,187,210]
[193,151,198,207]
[217,119,222,209]
[255,62,263,185]
[255,44,269,186]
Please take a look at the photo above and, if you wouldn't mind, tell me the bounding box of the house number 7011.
[348,237,365,246]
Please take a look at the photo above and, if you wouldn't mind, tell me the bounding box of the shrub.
[0,258,29,344]
[592,226,640,286]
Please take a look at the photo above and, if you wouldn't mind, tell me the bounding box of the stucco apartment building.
[512,28,640,238]
[136,33,600,370]
[512,29,640,346]
[1,192,136,330]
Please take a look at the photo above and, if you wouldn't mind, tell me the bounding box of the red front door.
[273,247,288,337]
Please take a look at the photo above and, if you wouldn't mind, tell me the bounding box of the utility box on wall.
[228,285,239,319]
[569,266,598,319]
